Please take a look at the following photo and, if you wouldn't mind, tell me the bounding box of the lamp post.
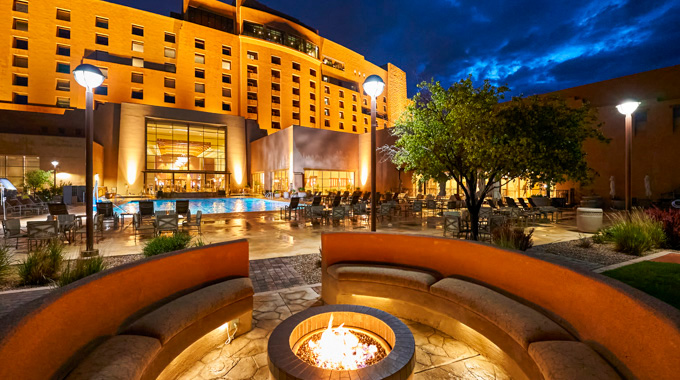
[51,160,59,189]
[616,101,640,211]
[73,64,105,256]
[363,75,385,232]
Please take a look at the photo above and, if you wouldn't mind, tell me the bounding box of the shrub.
[576,235,593,248]
[58,256,107,287]
[0,246,14,283]
[143,232,192,257]
[491,224,534,251]
[18,240,64,285]
[602,210,665,256]
[646,208,680,249]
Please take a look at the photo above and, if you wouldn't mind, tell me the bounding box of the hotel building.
[0,0,408,195]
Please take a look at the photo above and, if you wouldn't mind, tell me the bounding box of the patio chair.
[331,195,342,208]
[175,200,190,216]
[2,219,26,248]
[281,197,301,220]
[361,192,371,203]
[504,197,519,208]
[479,215,507,241]
[155,210,176,217]
[139,200,155,221]
[528,198,559,222]
[28,195,48,213]
[56,214,78,243]
[26,220,59,251]
[309,205,325,224]
[50,195,63,203]
[76,215,105,244]
[443,211,463,239]
[352,202,368,224]
[182,210,202,235]
[415,194,424,200]
[7,198,31,216]
[48,203,69,216]
[156,214,179,236]
[133,213,156,243]
[378,203,393,222]
[425,199,438,217]
[96,202,119,229]
[330,207,346,225]
[410,200,424,218]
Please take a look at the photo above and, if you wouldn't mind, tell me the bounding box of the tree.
[25,169,53,195]
[384,77,607,240]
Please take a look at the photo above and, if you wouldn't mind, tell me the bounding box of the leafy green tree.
[24,169,53,195]
[385,77,607,240]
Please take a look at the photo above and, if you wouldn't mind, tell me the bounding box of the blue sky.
[109,0,680,96]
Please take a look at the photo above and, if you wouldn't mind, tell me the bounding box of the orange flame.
[307,314,379,370]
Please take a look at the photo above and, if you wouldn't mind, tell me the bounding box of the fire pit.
[268,304,415,379]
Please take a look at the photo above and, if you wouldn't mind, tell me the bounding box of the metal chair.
[155,214,179,236]
[175,200,190,216]
[138,200,155,221]
[56,214,77,243]
[281,197,301,220]
[330,207,346,225]
[182,210,202,235]
[133,213,156,243]
[96,202,119,229]
[76,215,105,244]
[2,219,26,248]
[379,203,393,222]
[27,221,59,251]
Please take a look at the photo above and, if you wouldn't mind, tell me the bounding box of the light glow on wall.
[56,172,71,181]
[127,161,138,185]
[233,160,243,185]
[361,164,368,186]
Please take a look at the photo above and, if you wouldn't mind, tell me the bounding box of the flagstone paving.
[178,286,510,380]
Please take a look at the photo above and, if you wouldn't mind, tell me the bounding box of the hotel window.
[98,67,108,78]
[384,105,387,112]
[94,85,107,95]
[13,18,28,31]
[339,122,344,130]
[222,45,231,56]
[57,27,70,38]
[222,102,231,111]
[56,79,70,91]
[310,93,316,101]
[339,90,344,98]
[195,83,205,93]
[363,99,368,105]
[272,96,280,104]
[271,70,281,78]
[57,62,72,73]
[132,57,143,67]
[195,39,205,49]
[165,32,175,43]
[164,77,175,88]
[131,72,143,83]
[352,115,357,122]
[132,41,144,52]
[310,81,316,89]
[324,120,330,127]
[352,105,357,112]
[222,60,231,70]
[293,112,300,120]
[56,9,71,22]
[364,117,368,124]
[292,75,300,84]
[272,109,280,117]
[164,63,176,73]
[272,122,281,129]
[339,111,344,119]
[292,62,301,71]
[383,96,387,102]
[164,47,175,58]
[131,89,143,99]
[222,88,231,97]
[271,56,281,65]
[13,55,28,68]
[324,108,330,116]
[95,34,108,46]
[195,69,205,79]
[310,104,316,112]
[352,94,357,102]
[13,37,28,50]
[195,53,205,64]
[364,127,368,133]
[247,51,258,60]
[164,93,175,103]
[222,74,231,84]
[324,97,329,105]
[131,25,144,36]
[13,74,28,86]
[13,93,28,104]
[324,86,330,94]
[272,83,280,91]
[292,88,300,96]
[56,44,70,56]
[195,98,205,107]
[96,17,108,29]
[352,125,357,132]
[13,0,28,12]
[56,97,70,108]
[634,110,648,133]
[340,101,344,108]
[310,69,316,76]
[292,100,300,108]
[310,116,316,123]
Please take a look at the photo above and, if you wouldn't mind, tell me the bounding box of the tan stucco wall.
[250,127,291,190]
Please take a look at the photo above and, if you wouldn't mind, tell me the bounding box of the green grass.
[603,261,680,310]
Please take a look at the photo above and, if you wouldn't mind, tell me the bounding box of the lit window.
[195,53,205,64]
[324,108,330,116]
[13,55,28,68]
[132,57,143,67]
[195,98,205,108]
[339,90,344,98]
[57,27,70,39]
[195,39,205,49]
[222,45,231,55]
[292,62,300,71]
[131,89,143,99]
[310,69,316,76]
[13,0,28,13]
[222,74,231,84]
[195,83,205,93]
[339,111,344,119]
[131,25,144,36]
[13,18,28,31]
[164,47,175,58]
[56,45,70,56]
[165,32,175,43]
[56,79,70,91]
[324,98,329,105]
[96,17,108,29]
[222,60,231,70]
[222,88,231,97]
[164,93,175,103]
[56,9,70,22]
[56,97,70,108]
[132,41,144,52]
[94,85,108,95]
[222,102,231,111]
[13,37,28,50]
[13,93,28,104]
[247,51,258,60]
[95,34,108,46]
[195,69,205,79]
[131,72,143,83]
[271,56,281,65]
[13,74,28,86]
[164,77,175,88]
[324,86,330,94]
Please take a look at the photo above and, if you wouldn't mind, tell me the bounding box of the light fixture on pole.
[73,63,104,256]
[363,74,385,232]
[616,101,640,211]
[51,160,59,189]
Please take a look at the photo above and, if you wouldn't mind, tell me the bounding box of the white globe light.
[73,64,105,90]
[363,75,385,98]
[616,101,640,115]
[51,161,59,167]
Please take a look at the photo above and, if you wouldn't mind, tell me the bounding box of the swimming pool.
[114,197,286,215]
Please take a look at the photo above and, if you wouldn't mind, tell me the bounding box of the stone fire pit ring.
[268,304,416,379]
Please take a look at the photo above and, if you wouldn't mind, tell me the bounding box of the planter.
[577,207,603,233]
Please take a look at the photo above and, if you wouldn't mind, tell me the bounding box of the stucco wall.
[250,127,291,190]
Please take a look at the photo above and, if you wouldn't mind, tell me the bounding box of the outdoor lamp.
[73,64,105,90]
[617,100,640,211]
[363,75,385,98]
[616,101,640,115]
[51,161,59,188]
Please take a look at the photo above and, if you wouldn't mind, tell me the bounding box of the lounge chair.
[96,202,119,229]
[56,214,78,243]
[18,197,43,215]
[138,200,155,221]
[2,219,26,248]
[76,215,105,243]
[281,197,301,220]
[132,213,155,243]
[175,200,190,216]
[48,203,69,216]
[7,198,32,216]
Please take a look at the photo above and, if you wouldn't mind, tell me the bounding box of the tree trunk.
[465,184,482,240]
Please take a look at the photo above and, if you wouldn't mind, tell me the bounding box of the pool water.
[115,197,285,215]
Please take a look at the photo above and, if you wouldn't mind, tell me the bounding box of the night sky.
[109,0,680,97]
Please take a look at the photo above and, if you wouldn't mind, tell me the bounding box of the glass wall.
[252,172,264,194]
[0,155,40,189]
[272,169,289,192]
[304,170,354,193]
[145,119,226,192]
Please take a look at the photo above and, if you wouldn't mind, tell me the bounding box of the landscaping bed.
[529,240,659,267]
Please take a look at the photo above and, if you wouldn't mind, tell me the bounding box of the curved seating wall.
[0,240,250,380]
[321,232,680,380]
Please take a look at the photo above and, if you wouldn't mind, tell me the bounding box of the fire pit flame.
[304,314,380,370]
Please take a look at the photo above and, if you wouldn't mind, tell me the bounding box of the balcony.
[247,112,258,119]
[247,99,258,106]
[272,76,281,83]
[292,94,300,101]
[247,85,258,92]
[292,106,300,113]
[272,102,281,109]
[272,115,281,122]
[247,72,258,79]
[272,89,281,96]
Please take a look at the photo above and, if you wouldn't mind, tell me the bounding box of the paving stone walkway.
[177,286,510,380]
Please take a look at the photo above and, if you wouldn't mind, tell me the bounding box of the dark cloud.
[109,0,680,96]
